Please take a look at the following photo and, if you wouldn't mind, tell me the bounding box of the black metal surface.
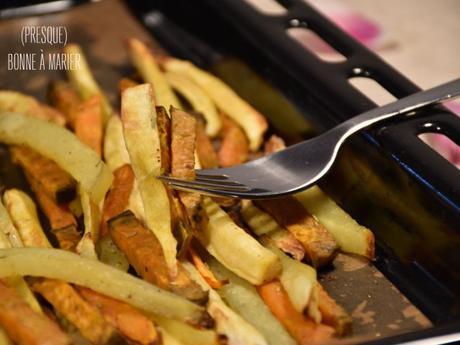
[127,0,460,333]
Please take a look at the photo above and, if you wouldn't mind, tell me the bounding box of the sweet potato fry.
[30,278,123,345]
[48,80,81,127]
[255,198,339,267]
[189,247,227,289]
[218,114,249,168]
[157,106,171,174]
[195,120,218,169]
[118,78,139,94]
[0,280,71,345]
[257,281,335,345]
[108,210,208,303]
[51,225,81,252]
[317,284,352,336]
[11,146,76,204]
[74,95,103,156]
[77,287,159,345]
[264,135,286,155]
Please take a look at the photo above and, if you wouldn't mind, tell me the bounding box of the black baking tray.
[126,0,460,341]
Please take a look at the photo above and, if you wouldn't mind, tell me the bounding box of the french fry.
[157,106,171,174]
[195,120,219,169]
[162,58,267,151]
[108,210,208,303]
[128,38,180,108]
[47,80,81,127]
[240,200,305,261]
[208,258,296,345]
[0,280,71,345]
[10,146,76,204]
[0,112,112,204]
[218,113,249,167]
[30,278,122,345]
[64,44,113,124]
[264,135,286,155]
[295,186,375,259]
[257,281,335,345]
[0,90,66,126]
[121,83,176,274]
[77,287,159,345]
[118,77,139,94]
[74,95,103,156]
[0,327,13,345]
[160,327,185,345]
[199,197,281,285]
[0,200,23,248]
[189,247,226,289]
[103,115,131,172]
[255,198,339,267]
[51,225,81,252]
[0,247,210,327]
[317,284,352,336]
[165,71,221,137]
[75,187,100,260]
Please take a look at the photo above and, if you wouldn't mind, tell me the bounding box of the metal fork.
[159,78,460,199]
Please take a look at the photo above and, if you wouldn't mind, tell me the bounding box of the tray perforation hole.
[348,76,397,106]
[287,26,347,62]
[242,0,288,15]
[419,124,460,169]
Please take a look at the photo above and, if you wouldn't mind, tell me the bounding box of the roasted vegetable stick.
[162,58,267,151]
[64,44,113,124]
[195,120,219,169]
[103,115,131,172]
[0,327,13,345]
[0,280,71,345]
[108,210,207,303]
[218,114,249,167]
[208,258,295,345]
[77,287,159,345]
[165,71,221,137]
[200,197,281,285]
[257,281,335,345]
[0,90,66,126]
[0,248,210,326]
[30,278,122,345]
[74,95,103,156]
[76,187,100,260]
[10,146,76,204]
[0,201,23,248]
[317,284,352,336]
[264,135,286,154]
[255,198,339,267]
[121,84,176,274]
[0,112,112,204]
[295,186,375,259]
[47,80,81,127]
[51,226,81,252]
[189,248,226,289]
[157,106,171,174]
[128,38,180,108]
[118,77,139,94]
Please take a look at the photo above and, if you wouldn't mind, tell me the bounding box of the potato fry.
[0,280,71,345]
[74,95,103,156]
[76,187,100,260]
[218,113,249,167]
[118,77,139,94]
[255,198,339,267]
[0,327,13,345]
[77,287,159,345]
[30,278,122,345]
[10,146,76,204]
[47,80,81,127]
[317,284,352,336]
[0,200,23,248]
[195,120,219,169]
[208,258,295,345]
[199,197,281,285]
[162,58,267,151]
[128,38,180,108]
[157,106,171,174]
[0,248,209,326]
[121,84,176,274]
[257,281,335,345]
[165,71,221,137]
[103,115,131,172]
[64,44,113,124]
[0,112,112,204]
[0,90,66,126]
[295,186,375,259]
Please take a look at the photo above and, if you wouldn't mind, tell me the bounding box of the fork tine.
[195,172,229,180]
[158,176,251,192]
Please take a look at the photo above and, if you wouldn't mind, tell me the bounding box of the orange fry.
[218,114,249,167]
[189,247,227,289]
[74,95,103,156]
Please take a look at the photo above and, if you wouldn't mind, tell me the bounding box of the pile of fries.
[0,38,375,345]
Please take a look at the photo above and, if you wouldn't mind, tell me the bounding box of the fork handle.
[339,78,460,138]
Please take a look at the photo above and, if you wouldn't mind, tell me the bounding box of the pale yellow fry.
[163,58,268,150]
[103,115,131,172]
[75,186,99,260]
[0,201,22,248]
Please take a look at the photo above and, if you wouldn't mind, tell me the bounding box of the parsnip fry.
[121,84,176,273]
[257,281,335,345]
[128,38,180,108]
[295,186,375,259]
[165,71,221,136]
[76,187,100,260]
[163,58,267,150]
[10,146,76,204]
[47,80,81,127]
[208,258,295,345]
[0,248,209,326]
[218,114,249,167]
[103,115,131,172]
[0,201,23,248]
[200,197,281,285]
[74,95,103,156]
[77,287,159,345]
[0,280,71,345]
[0,112,112,204]
[317,284,352,336]
[64,44,112,124]
[255,198,338,267]
[118,77,139,94]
